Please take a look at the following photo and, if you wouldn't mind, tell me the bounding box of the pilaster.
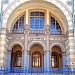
[0,28,8,67]
[66,29,75,68]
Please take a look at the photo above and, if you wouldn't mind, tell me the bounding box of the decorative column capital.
[45,25,50,34]
[27,51,30,55]
[24,24,29,34]
[7,50,12,54]
[62,52,66,55]
[44,50,51,54]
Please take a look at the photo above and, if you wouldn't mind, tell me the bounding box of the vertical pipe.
[1,0,3,28]
[72,0,75,45]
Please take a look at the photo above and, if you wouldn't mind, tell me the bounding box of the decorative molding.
[50,38,66,41]
[8,36,24,40]
[66,1,72,6]
[2,0,72,30]
[4,0,9,4]
[7,50,12,54]
[29,37,46,40]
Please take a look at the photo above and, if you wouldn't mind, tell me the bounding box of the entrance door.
[30,44,44,68]
[32,51,41,67]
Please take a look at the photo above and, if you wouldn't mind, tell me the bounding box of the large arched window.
[12,15,24,33]
[14,51,22,67]
[32,51,41,67]
[30,11,45,30]
[51,52,58,68]
[50,17,62,34]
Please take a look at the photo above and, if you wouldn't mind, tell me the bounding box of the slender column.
[46,51,50,69]
[27,51,30,68]
[44,51,46,68]
[45,25,50,69]
[49,51,51,68]
[22,51,28,68]
[62,52,66,68]
[6,50,11,69]
[22,51,30,69]
[46,10,49,25]
[25,10,29,25]
[22,25,29,69]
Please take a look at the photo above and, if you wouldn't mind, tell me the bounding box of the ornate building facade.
[0,0,75,72]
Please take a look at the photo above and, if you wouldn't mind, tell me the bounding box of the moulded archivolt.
[2,0,72,31]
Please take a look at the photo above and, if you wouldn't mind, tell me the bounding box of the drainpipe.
[72,0,74,70]
[72,0,74,42]
[1,0,3,29]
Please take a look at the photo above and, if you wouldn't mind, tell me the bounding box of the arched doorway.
[30,44,44,68]
[51,46,62,68]
[11,45,22,68]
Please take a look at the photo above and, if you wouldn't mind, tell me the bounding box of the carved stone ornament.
[4,0,9,4]
[66,0,72,6]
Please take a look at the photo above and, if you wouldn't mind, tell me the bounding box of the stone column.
[27,51,30,68]
[22,25,29,69]
[46,51,50,69]
[49,51,51,68]
[62,52,66,68]
[45,25,50,69]
[44,51,46,68]
[22,51,28,69]
[6,50,11,69]
[22,51,29,69]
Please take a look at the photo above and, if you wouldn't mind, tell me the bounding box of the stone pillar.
[44,51,46,68]
[6,50,11,69]
[49,51,51,68]
[45,25,50,69]
[66,30,75,68]
[0,28,8,67]
[27,51,30,68]
[46,51,50,69]
[22,51,28,68]
[62,52,66,68]
[22,25,29,69]
[22,51,29,68]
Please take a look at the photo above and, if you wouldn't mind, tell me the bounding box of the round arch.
[9,42,24,51]
[50,43,65,52]
[2,0,72,31]
[28,41,46,51]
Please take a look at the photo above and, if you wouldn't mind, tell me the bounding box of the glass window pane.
[40,18,44,29]
[35,18,39,29]
[32,52,41,67]
[12,15,24,33]
[30,12,44,30]
[50,16,62,34]
[52,52,58,68]
[30,17,34,30]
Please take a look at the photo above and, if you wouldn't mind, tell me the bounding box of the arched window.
[30,11,45,30]
[32,51,41,67]
[14,51,22,67]
[50,17,62,34]
[12,15,24,33]
[51,52,58,68]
